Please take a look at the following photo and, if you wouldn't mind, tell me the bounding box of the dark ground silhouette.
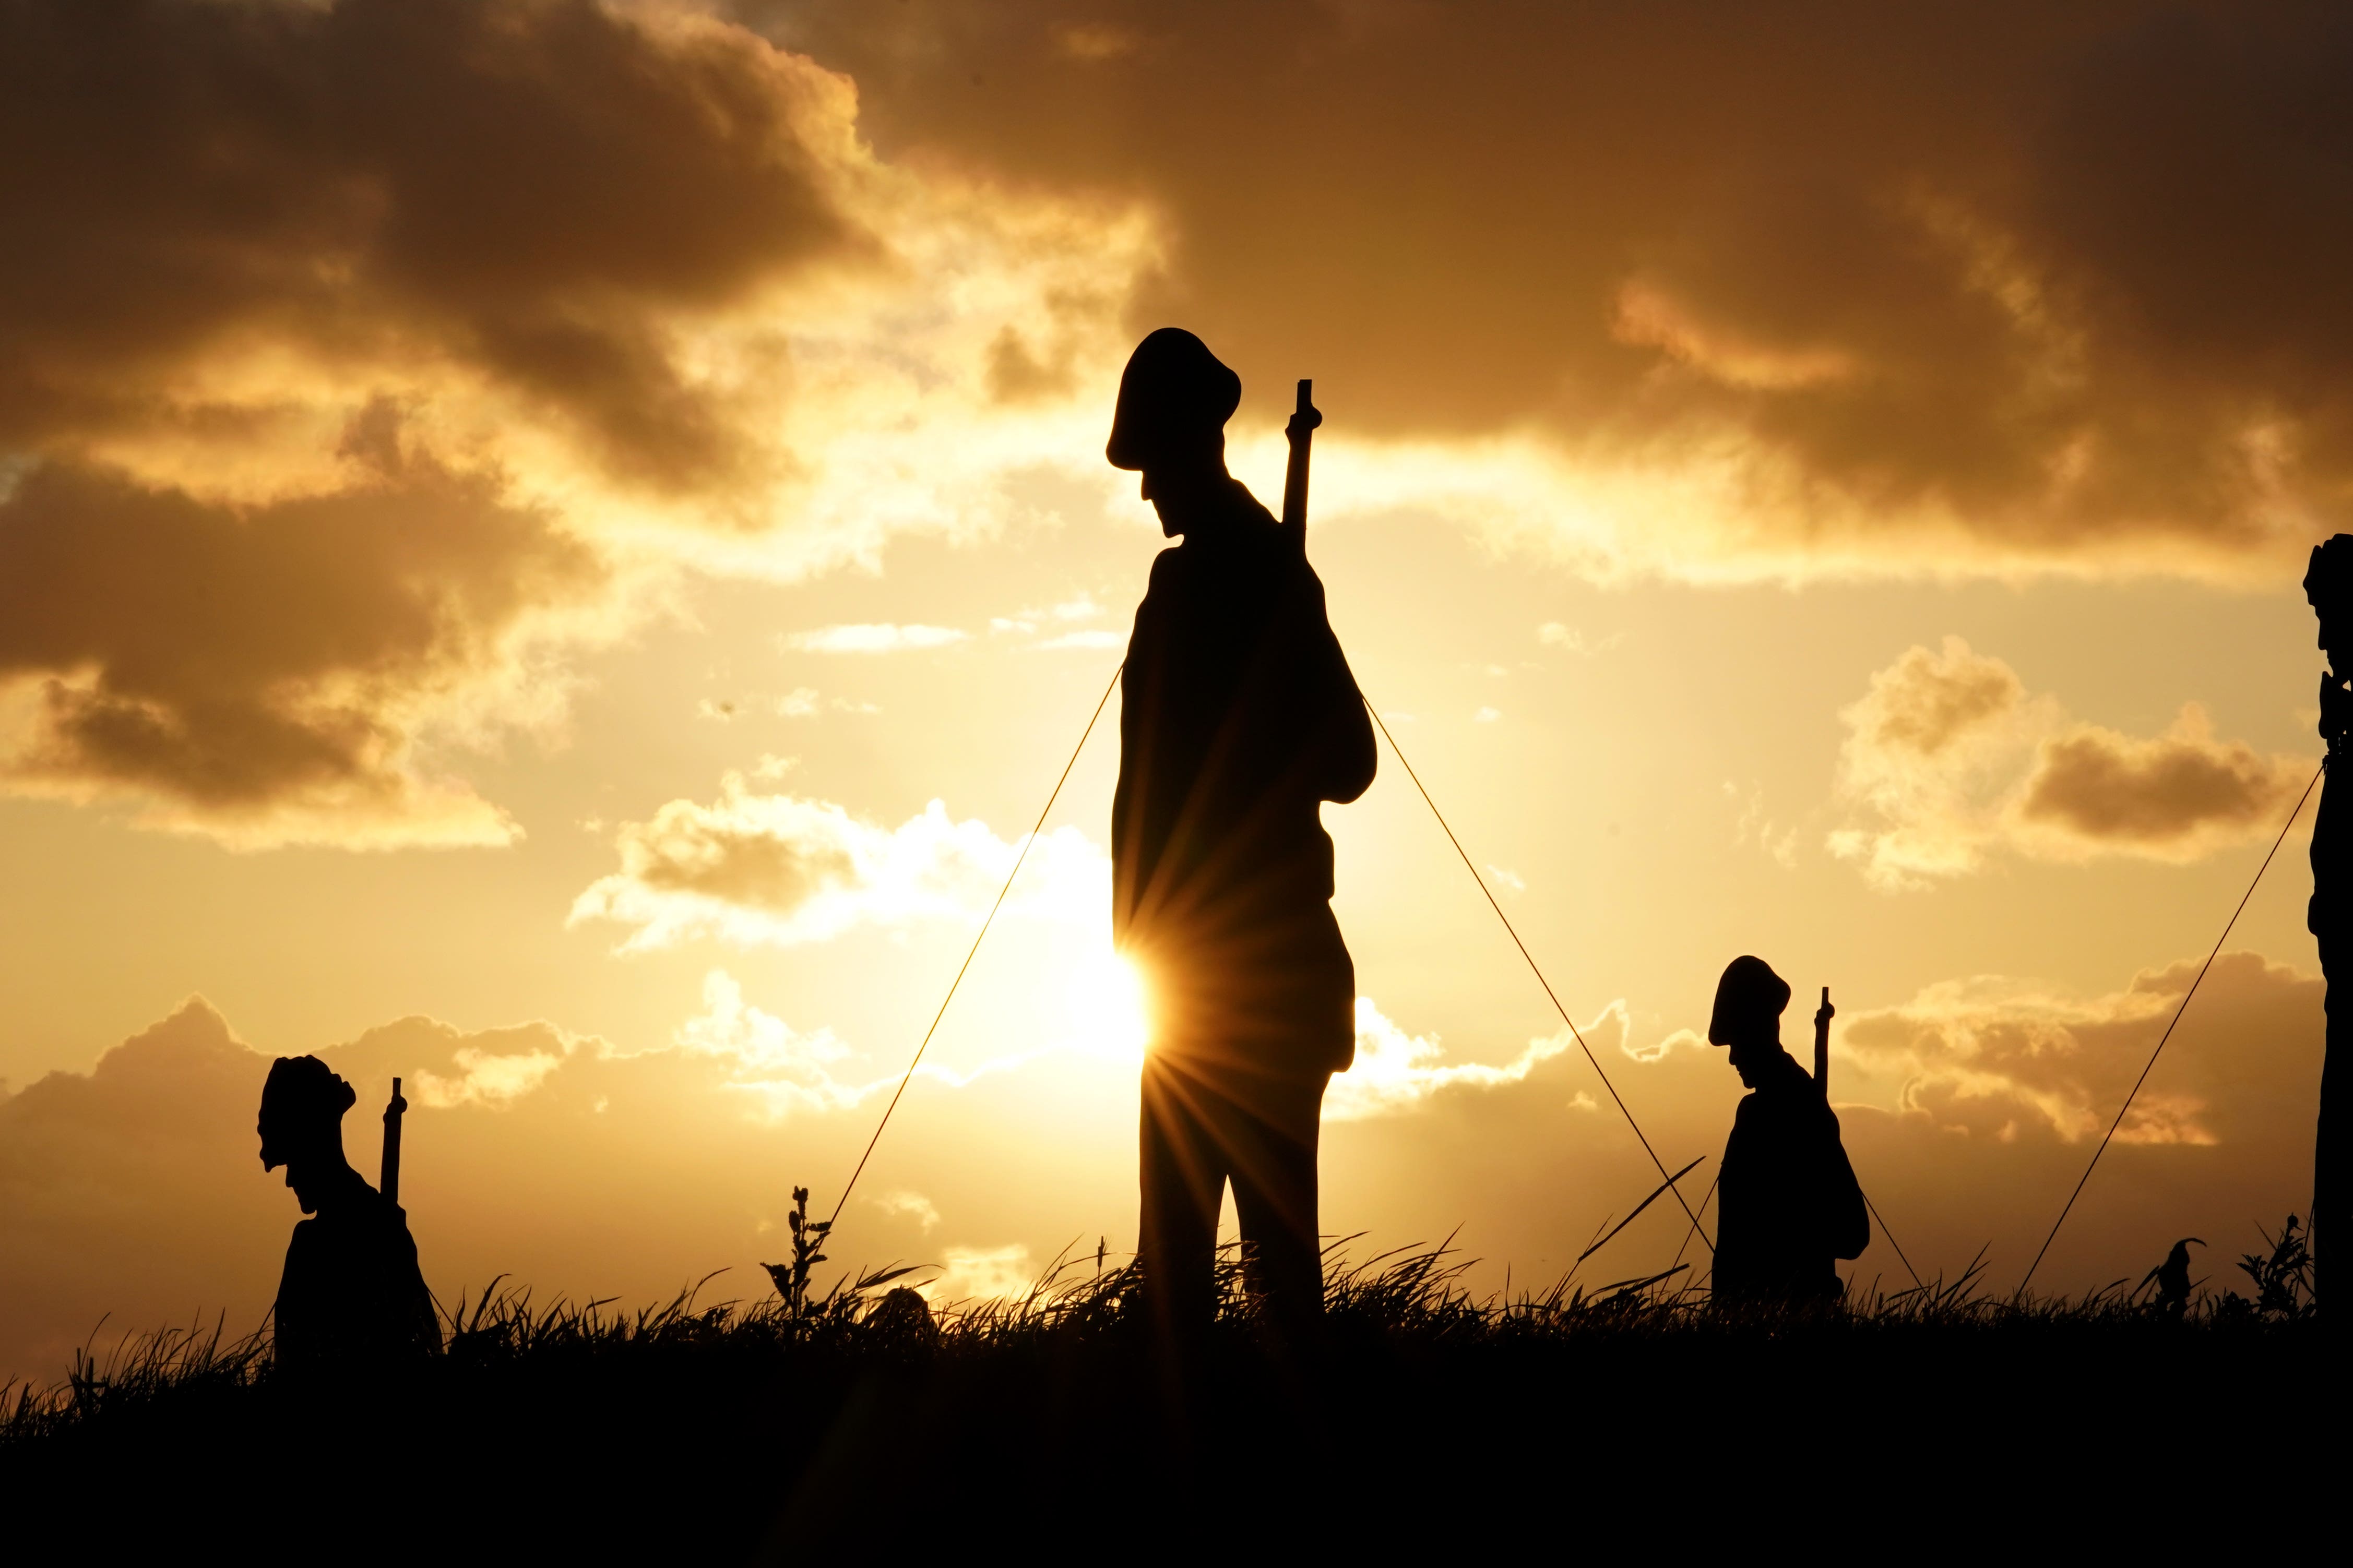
[3,1259,2330,1554]
[1110,327,1374,1359]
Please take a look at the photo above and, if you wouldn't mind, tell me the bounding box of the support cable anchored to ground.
[825,661,1125,1235]
[1364,699,1713,1251]
[2017,758,2325,1294]
[1861,1191,1924,1292]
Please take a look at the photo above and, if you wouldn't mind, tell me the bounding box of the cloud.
[872,1190,941,1232]
[1325,998,1618,1122]
[1033,629,1125,651]
[784,624,970,654]
[669,969,871,1116]
[760,0,2353,579]
[0,417,599,847]
[1828,637,2312,888]
[406,1027,575,1110]
[1727,781,1801,869]
[1536,623,1619,655]
[0,0,1161,843]
[698,689,864,722]
[0,0,867,494]
[569,774,1110,949]
[923,1244,1035,1304]
[987,595,1122,651]
[1840,952,2319,1147]
[2015,712,2317,856]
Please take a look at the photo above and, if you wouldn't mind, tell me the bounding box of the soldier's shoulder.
[1227,478,1277,529]
[373,1191,420,1239]
[1133,550,1185,619]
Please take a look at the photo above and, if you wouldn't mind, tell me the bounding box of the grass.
[2,1219,2331,1553]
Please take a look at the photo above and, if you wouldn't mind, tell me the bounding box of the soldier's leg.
[2318,974,2345,1308]
[1227,1071,1329,1346]
[1138,1051,1225,1362]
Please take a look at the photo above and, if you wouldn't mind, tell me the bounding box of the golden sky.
[3,0,2344,1379]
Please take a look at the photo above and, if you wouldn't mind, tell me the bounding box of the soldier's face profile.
[263,1123,338,1214]
[1141,471,1185,536]
[1724,1025,1776,1087]
[282,1149,327,1213]
[1136,442,1226,537]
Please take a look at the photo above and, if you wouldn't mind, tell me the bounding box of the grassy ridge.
[2,1234,2331,1552]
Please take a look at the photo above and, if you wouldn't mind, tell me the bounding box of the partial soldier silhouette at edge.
[2305,535,2350,1307]
[1109,328,1376,1367]
[1708,956,1868,1304]
[258,1055,439,1370]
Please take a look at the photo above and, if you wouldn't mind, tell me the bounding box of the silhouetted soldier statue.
[2140,1237,2202,1319]
[1707,956,1867,1304]
[1109,328,1375,1358]
[258,1056,439,1369]
[2306,535,2352,1308]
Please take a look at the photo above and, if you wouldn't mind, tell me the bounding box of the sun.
[1061,951,1151,1063]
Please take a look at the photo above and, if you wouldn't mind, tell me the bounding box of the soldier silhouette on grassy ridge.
[1109,328,1375,1360]
[2304,534,2351,1306]
[258,1055,439,1369]
[1707,956,1868,1304]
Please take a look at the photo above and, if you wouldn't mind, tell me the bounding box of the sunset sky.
[5,0,2347,1380]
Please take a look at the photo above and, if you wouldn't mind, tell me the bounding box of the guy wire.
[1670,1175,1719,1276]
[2018,758,2324,1293]
[826,661,1125,1234]
[1861,1191,1924,1292]
[1364,699,1713,1250]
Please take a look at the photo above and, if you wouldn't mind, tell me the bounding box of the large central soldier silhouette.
[1108,328,1375,1356]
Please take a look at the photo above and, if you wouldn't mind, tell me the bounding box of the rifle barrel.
[381,1076,406,1205]
[1281,378,1317,553]
[1813,988,1832,1103]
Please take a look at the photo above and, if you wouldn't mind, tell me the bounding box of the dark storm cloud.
[754,0,2353,565]
[0,407,599,844]
[0,0,890,841]
[0,0,865,488]
[2018,718,2311,850]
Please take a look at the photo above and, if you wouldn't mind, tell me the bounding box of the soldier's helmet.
[1106,328,1241,471]
[258,1055,356,1170]
[2305,534,2353,612]
[1707,955,1790,1047]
